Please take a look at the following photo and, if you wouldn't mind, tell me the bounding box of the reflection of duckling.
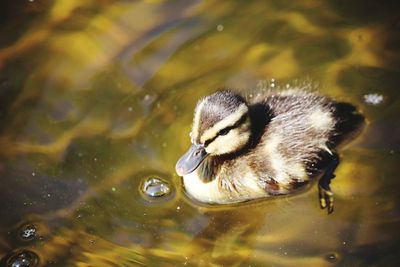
[176,89,364,213]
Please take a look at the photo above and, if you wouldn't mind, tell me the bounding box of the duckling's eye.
[218,128,230,136]
[203,127,232,147]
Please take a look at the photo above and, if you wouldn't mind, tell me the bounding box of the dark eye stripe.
[204,113,248,147]
[218,128,230,136]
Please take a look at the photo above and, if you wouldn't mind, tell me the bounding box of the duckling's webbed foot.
[318,153,339,214]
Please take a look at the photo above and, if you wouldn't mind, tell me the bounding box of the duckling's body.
[176,89,364,213]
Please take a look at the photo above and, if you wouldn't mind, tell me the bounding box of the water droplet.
[324,252,339,263]
[5,250,39,267]
[18,224,37,241]
[141,177,171,198]
[217,24,224,31]
[363,93,384,106]
[144,94,151,102]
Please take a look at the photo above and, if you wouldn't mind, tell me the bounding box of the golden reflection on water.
[0,0,400,266]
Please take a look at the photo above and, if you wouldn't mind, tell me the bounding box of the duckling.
[176,89,364,213]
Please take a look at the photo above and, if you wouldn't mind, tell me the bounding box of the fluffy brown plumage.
[176,89,364,212]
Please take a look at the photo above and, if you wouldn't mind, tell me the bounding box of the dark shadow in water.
[329,0,400,24]
[0,163,86,227]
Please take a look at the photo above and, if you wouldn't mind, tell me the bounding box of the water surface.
[0,0,400,266]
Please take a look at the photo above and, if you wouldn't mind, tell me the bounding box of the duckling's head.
[176,90,251,176]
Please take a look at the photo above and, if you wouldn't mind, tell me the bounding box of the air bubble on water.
[141,177,171,198]
[363,93,384,106]
[18,224,37,241]
[5,250,39,267]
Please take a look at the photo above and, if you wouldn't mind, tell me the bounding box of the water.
[18,224,37,241]
[0,0,399,266]
[140,176,172,199]
[3,250,39,267]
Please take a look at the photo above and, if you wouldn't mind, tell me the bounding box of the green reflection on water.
[0,0,400,266]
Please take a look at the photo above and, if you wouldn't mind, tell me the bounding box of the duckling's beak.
[176,144,208,176]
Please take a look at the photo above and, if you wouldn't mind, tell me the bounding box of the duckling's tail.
[330,102,365,148]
